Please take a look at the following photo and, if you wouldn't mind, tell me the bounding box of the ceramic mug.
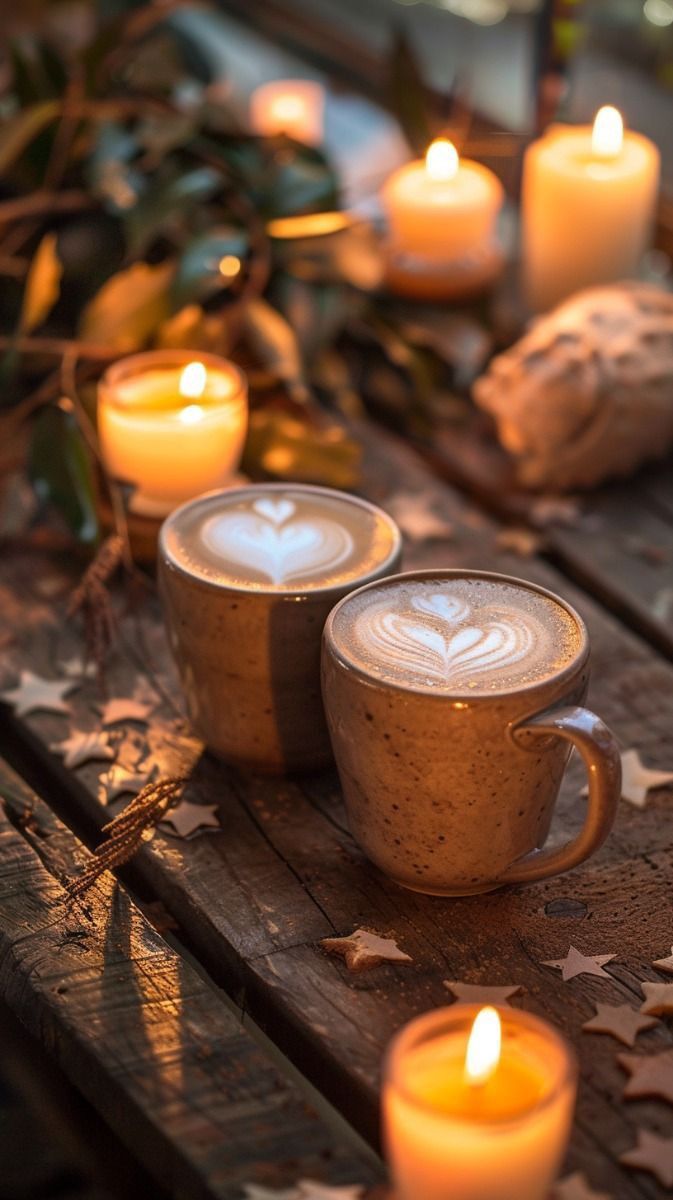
[158,483,402,773]
[321,569,621,894]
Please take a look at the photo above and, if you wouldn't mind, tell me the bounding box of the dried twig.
[67,777,187,900]
[67,534,125,689]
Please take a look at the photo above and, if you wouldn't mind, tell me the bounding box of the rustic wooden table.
[1,420,673,1199]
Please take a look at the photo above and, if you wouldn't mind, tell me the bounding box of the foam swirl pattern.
[333,577,580,694]
[162,487,399,591]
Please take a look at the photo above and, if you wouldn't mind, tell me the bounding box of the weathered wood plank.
[0,759,380,1200]
[426,425,673,662]
[2,425,673,1196]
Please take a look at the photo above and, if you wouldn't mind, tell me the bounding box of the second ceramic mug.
[322,569,621,894]
[159,483,402,772]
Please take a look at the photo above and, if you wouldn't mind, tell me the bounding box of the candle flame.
[425,138,459,183]
[179,361,207,400]
[464,1007,501,1086]
[178,404,204,426]
[591,106,623,159]
[272,95,306,123]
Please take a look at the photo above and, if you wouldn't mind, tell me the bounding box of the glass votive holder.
[97,349,248,518]
[382,1004,577,1200]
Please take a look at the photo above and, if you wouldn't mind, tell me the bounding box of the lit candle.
[383,1005,576,1200]
[98,350,248,517]
[381,138,505,300]
[249,80,325,146]
[522,106,660,311]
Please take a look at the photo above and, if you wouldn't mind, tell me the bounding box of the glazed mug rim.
[322,567,589,703]
[158,481,403,599]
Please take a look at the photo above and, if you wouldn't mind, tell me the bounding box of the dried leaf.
[19,232,63,334]
[155,303,233,354]
[243,409,361,490]
[79,260,174,351]
[242,297,309,404]
[0,101,59,174]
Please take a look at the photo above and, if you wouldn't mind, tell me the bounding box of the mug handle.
[497,705,621,886]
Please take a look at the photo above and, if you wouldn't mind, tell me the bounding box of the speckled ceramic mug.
[158,483,402,773]
[322,569,621,894]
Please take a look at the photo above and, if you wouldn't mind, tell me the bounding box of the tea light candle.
[249,80,325,146]
[383,1005,576,1200]
[381,139,505,300]
[522,106,660,311]
[98,351,248,517]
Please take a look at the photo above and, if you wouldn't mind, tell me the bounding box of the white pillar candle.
[249,80,325,147]
[383,1005,576,1200]
[98,351,248,518]
[381,139,504,300]
[522,106,660,312]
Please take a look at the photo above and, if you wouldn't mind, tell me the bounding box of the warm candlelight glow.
[178,404,204,426]
[98,351,248,517]
[425,138,459,183]
[591,106,623,160]
[179,361,207,400]
[219,254,241,279]
[464,1006,501,1086]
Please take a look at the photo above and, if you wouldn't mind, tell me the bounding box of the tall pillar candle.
[98,350,248,517]
[522,106,660,311]
[383,1005,576,1200]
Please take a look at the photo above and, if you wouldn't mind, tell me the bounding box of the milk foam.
[162,487,399,591]
[332,577,581,693]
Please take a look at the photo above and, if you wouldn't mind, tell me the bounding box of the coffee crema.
[331,576,581,693]
[161,485,400,591]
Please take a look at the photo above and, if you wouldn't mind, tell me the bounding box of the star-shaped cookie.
[243,1183,364,1200]
[618,1048,673,1105]
[553,1171,612,1200]
[1,670,77,717]
[443,981,523,1006]
[98,764,155,805]
[582,1002,658,1047]
[51,729,116,770]
[619,748,673,809]
[543,946,615,982]
[640,981,673,1016]
[620,1129,673,1187]
[653,947,673,975]
[99,697,152,727]
[387,492,454,543]
[321,929,412,972]
[160,801,221,839]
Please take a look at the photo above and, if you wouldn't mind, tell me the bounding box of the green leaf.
[172,227,248,307]
[19,232,63,334]
[79,260,174,351]
[125,166,220,257]
[269,274,350,361]
[266,147,339,219]
[29,405,99,544]
[86,121,142,213]
[0,101,60,174]
[242,298,309,405]
[387,30,433,156]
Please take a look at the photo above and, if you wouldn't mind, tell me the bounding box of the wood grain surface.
[0,759,379,1199]
[2,423,673,1197]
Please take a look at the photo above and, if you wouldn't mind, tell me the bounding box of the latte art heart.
[201,508,355,585]
[369,603,534,686]
[338,580,581,693]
